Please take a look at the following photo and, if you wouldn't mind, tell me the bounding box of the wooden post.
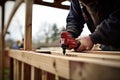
[24,0,33,80]
[24,0,33,50]
[0,1,5,80]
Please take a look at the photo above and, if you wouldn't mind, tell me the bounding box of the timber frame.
[8,49,120,80]
[0,0,120,80]
[0,0,70,80]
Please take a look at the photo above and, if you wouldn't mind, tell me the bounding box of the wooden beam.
[69,61,120,80]
[3,0,24,36]
[34,0,70,10]
[83,50,120,55]
[24,0,33,50]
[9,50,120,79]
[0,2,5,80]
[36,47,120,55]
[1,1,23,79]
[0,36,4,80]
[36,49,120,61]
[9,50,70,79]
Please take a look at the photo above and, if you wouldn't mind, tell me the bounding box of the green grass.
[4,68,10,80]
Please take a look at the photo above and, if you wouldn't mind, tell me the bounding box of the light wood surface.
[9,49,120,80]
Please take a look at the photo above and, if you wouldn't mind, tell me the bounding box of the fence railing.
[8,49,120,80]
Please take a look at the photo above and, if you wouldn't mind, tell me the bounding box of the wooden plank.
[31,66,35,80]
[21,62,24,80]
[36,49,120,61]
[83,50,120,55]
[9,50,70,79]
[9,50,120,79]
[24,0,33,50]
[36,47,120,55]
[70,61,120,80]
[13,59,17,80]
[65,52,120,61]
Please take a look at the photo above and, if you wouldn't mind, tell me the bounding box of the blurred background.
[0,0,90,49]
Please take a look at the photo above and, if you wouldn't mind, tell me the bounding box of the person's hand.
[75,36,94,52]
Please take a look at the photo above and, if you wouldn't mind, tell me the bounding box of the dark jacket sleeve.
[66,0,85,38]
[90,8,120,47]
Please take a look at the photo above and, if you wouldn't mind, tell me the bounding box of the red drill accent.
[61,31,80,54]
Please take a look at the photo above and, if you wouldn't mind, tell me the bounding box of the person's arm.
[76,8,120,52]
[66,0,85,38]
[90,8,120,46]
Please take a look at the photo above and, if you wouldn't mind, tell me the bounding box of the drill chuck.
[61,44,68,55]
[61,31,81,55]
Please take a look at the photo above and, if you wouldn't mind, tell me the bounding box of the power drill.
[60,31,81,55]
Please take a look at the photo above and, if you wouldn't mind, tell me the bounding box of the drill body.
[61,31,81,55]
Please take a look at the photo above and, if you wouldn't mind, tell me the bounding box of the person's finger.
[75,45,85,52]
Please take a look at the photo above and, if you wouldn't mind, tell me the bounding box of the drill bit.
[63,48,66,55]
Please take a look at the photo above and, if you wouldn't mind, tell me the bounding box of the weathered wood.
[9,50,120,79]
[24,0,33,50]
